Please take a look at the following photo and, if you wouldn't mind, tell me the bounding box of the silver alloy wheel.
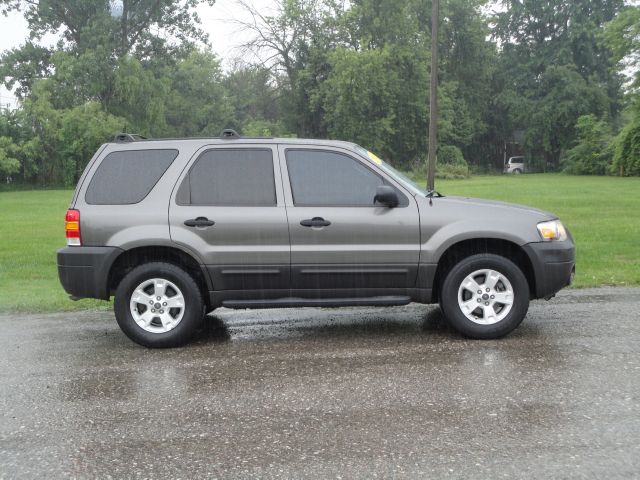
[457,269,514,325]
[129,278,185,333]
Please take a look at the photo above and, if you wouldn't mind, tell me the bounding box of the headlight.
[537,220,568,241]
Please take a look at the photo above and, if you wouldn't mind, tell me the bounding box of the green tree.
[603,6,640,90]
[0,136,20,179]
[0,1,243,185]
[110,55,170,136]
[317,47,402,156]
[224,65,283,129]
[525,66,610,168]
[1,0,216,104]
[563,115,612,175]
[440,0,495,160]
[242,118,292,137]
[494,0,623,80]
[58,102,126,184]
[492,0,624,168]
[0,43,51,99]
[612,117,640,176]
[233,0,349,135]
[162,50,236,137]
[19,80,124,185]
[234,0,505,170]
[1,0,215,57]
[603,6,640,177]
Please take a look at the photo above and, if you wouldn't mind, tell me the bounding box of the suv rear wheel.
[114,262,204,347]
[439,254,529,339]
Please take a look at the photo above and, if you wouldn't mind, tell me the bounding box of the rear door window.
[177,148,276,206]
[85,149,178,205]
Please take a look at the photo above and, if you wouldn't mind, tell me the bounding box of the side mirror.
[374,185,399,208]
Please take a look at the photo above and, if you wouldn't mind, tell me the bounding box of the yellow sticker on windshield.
[367,151,383,165]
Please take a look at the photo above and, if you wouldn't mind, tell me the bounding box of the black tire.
[114,262,204,348]
[439,254,529,339]
[513,168,522,174]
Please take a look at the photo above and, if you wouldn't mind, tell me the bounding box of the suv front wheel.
[114,262,204,347]
[439,254,530,339]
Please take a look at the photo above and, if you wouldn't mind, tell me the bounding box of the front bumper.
[523,240,575,299]
[57,246,122,300]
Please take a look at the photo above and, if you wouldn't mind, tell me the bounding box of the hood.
[438,196,556,220]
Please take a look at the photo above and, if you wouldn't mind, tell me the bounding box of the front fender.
[421,220,533,264]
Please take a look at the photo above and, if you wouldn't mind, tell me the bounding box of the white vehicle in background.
[504,156,526,174]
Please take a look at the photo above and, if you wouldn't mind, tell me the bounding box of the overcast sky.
[0,0,277,108]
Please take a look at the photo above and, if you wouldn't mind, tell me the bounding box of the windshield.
[352,145,426,197]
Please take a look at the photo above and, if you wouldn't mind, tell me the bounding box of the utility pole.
[427,0,439,192]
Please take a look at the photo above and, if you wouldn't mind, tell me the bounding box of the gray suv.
[58,131,575,347]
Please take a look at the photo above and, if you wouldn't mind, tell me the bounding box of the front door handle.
[184,217,215,228]
[300,217,331,228]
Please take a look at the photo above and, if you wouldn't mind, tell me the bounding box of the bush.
[438,145,467,166]
[435,163,471,179]
[562,115,612,175]
[612,119,640,176]
[436,145,470,178]
[409,145,471,180]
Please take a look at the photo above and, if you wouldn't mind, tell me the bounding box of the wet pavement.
[1,287,639,478]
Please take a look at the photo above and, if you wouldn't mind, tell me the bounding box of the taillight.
[65,209,81,246]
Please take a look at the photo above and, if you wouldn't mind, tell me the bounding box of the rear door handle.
[300,217,331,228]
[184,217,215,228]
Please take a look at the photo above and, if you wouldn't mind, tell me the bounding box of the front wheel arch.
[431,238,536,303]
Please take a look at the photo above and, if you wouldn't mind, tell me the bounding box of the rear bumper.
[57,246,122,300]
[523,241,575,299]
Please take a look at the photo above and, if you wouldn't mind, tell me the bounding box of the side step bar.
[221,296,412,309]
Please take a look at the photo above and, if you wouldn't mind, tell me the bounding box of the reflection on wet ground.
[1,287,639,478]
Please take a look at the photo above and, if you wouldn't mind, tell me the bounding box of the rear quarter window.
[85,149,178,205]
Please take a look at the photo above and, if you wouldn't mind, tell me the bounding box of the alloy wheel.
[129,278,186,333]
[457,269,514,325]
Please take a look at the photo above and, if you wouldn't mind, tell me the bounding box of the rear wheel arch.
[107,245,210,307]
[431,238,536,302]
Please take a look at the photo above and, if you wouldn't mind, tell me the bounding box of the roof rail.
[114,133,147,143]
[221,129,241,139]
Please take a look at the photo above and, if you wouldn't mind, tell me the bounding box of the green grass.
[0,190,107,313]
[0,174,638,313]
